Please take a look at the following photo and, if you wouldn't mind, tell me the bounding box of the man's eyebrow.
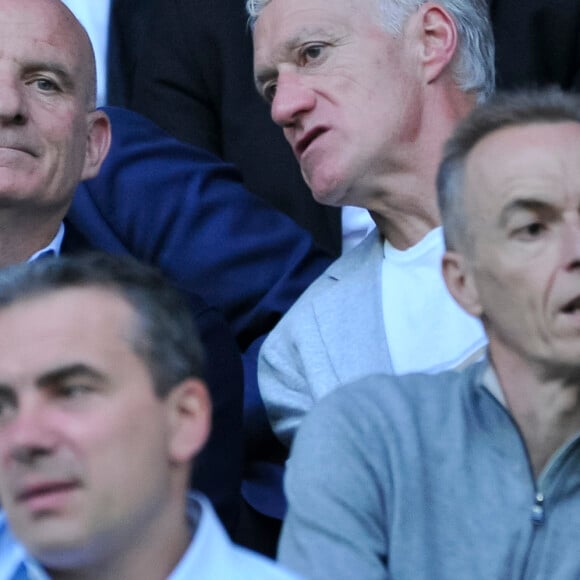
[254,37,300,90]
[498,198,556,226]
[255,27,337,90]
[0,365,105,402]
[37,364,106,388]
[22,61,76,91]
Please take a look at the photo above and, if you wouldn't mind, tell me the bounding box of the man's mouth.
[16,480,80,512]
[295,127,327,158]
[561,296,580,314]
[0,146,35,162]
[0,139,37,157]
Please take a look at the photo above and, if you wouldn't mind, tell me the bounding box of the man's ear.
[166,378,212,464]
[81,109,112,181]
[442,250,483,318]
[416,2,457,84]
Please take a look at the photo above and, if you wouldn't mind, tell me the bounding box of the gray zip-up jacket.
[279,361,580,579]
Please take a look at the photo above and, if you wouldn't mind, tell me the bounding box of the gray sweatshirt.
[280,362,580,579]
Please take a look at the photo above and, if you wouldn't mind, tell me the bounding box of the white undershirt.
[62,1,111,107]
[381,226,487,375]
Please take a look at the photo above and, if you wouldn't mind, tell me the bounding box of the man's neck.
[490,343,580,478]
[0,209,64,266]
[371,206,440,249]
[363,95,469,249]
[366,171,441,250]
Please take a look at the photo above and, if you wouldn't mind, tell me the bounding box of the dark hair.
[0,253,205,397]
[437,88,580,252]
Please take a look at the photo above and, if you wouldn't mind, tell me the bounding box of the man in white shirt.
[0,253,297,580]
[248,0,495,447]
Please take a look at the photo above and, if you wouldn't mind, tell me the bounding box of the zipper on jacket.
[533,432,580,525]
[530,492,544,525]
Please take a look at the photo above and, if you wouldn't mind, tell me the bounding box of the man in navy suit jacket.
[71,105,332,526]
[0,0,246,535]
[0,0,330,540]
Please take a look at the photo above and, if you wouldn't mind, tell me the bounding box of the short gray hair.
[437,88,580,253]
[246,0,495,103]
[0,253,205,397]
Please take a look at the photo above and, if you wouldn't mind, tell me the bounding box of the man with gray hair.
[248,0,495,447]
[278,88,580,579]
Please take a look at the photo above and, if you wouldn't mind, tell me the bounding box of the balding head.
[0,0,97,109]
[0,0,111,260]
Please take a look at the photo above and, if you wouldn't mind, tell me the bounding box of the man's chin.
[307,175,347,208]
[10,510,90,566]
[26,534,99,571]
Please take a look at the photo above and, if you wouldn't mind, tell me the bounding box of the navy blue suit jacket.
[107,0,342,257]
[60,222,244,534]
[68,107,332,518]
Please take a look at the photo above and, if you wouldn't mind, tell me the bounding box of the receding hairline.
[463,117,580,197]
[470,117,580,155]
[248,0,381,27]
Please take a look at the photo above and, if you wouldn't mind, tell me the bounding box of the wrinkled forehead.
[253,0,380,65]
[463,121,580,224]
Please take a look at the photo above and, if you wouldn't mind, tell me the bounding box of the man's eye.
[33,78,59,92]
[263,82,277,104]
[514,221,546,239]
[56,384,92,399]
[299,44,325,64]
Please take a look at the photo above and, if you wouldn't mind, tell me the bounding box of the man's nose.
[563,222,580,271]
[3,401,58,465]
[270,71,316,128]
[0,75,27,126]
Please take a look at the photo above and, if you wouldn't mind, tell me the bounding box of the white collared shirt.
[27,224,65,263]
[0,494,300,580]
